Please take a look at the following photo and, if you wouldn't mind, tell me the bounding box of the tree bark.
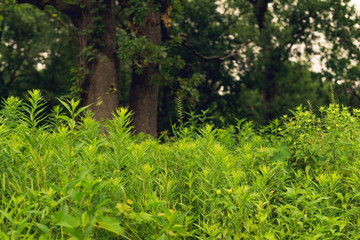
[129,1,171,137]
[16,0,119,120]
[74,0,119,120]
[249,0,274,120]
[130,63,160,137]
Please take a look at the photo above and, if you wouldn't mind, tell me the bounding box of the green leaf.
[157,233,167,240]
[82,212,90,228]
[310,234,324,239]
[57,98,72,115]
[64,227,84,239]
[96,217,125,235]
[137,212,152,222]
[264,232,276,240]
[339,221,347,232]
[0,210,13,223]
[0,230,9,240]
[74,105,91,118]
[259,212,268,222]
[58,115,70,123]
[45,182,61,194]
[56,214,80,228]
[36,223,50,234]
[70,99,80,112]
[65,179,81,193]
[271,144,291,162]
[152,216,167,226]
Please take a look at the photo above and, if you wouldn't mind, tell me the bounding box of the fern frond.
[175,96,184,125]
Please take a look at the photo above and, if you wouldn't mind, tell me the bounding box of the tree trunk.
[130,63,160,137]
[129,1,171,137]
[250,0,274,121]
[16,0,119,120]
[74,0,119,120]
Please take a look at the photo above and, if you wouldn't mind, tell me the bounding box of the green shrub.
[1,90,360,239]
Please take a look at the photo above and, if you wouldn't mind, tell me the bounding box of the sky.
[351,0,360,11]
[307,0,360,72]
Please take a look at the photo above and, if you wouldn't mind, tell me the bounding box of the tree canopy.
[0,1,75,101]
[1,0,360,134]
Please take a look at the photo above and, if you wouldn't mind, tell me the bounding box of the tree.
[247,0,360,120]
[0,2,75,101]
[167,0,360,124]
[128,2,162,137]
[5,0,360,133]
[116,0,188,134]
[16,0,120,120]
[122,0,171,137]
[14,0,176,136]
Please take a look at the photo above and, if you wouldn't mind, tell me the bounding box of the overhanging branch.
[16,0,80,17]
[178,33,240,61]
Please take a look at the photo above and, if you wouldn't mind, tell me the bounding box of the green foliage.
[117,30,167,74]
[4,0,358,133]
[175,96,184,125]
[163,0,360,125]
[22,89,47,130]
[0,3,75,101]
[2,91,360,238]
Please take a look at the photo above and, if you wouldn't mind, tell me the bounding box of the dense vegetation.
[1,0,360,239]
[1,0,360,133]
[2,90,360,239]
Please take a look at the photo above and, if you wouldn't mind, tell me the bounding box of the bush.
[1,90,360,239]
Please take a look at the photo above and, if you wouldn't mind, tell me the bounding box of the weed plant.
[1,90,360,239]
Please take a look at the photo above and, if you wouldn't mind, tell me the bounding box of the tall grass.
[1,90,360,239]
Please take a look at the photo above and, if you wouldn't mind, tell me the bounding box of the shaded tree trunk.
[250,0,275,121]
[16,0,119,120]
[130,62,160,137]
[129,1,171,137]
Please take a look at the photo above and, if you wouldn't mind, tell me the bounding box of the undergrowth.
[1,90,360,239]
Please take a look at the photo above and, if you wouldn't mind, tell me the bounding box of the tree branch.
[178,34,240,61]
[43,9,78,41]
[16,0,80,17]
[284,14,318,57]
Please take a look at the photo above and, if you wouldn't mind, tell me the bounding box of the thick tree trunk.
[130,65,160,137]
[129,10,163,137]
[16,0,119,120]
[74,0,119,120]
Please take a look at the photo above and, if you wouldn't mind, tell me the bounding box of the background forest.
[1,0,360,134]
[4,1,360,239]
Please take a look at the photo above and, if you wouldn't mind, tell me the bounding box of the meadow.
[1,90,360,239]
